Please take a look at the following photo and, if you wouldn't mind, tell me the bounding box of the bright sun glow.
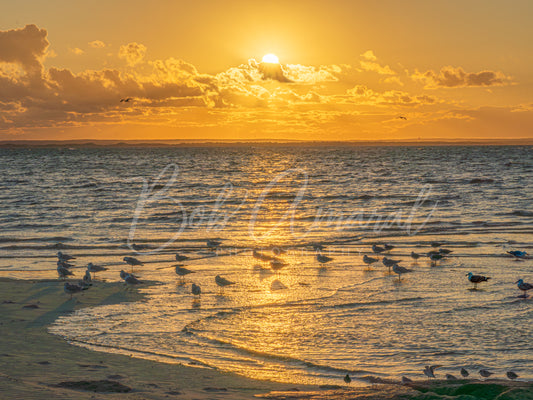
[262,53,279,64]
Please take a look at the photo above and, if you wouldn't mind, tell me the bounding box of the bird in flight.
[397,115,407,120]
[120,97,133,102]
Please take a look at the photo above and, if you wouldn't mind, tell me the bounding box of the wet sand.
[1,277,531,399]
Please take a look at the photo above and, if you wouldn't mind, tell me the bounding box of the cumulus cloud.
[347,85,437,106]
[0,24,48,75]
[88,40,106,48]
[360,50,377,61]
[412,66,511,88]
[118,42,147,66]
[70,47,84,55]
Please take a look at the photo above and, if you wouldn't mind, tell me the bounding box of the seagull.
[446,374,458,380]
[64,282,86,299]
[57,260,74,269]
[120,97,132,102]
[343,374,351,384]
[430,242,442,248]
[191,283,201,296]
[123,256,143,272]
[175,253,189,262]
[316,254,333,264]
[57,264,74,279]
[506,371,518,380]
[270,258,287,271]
[120,270,129,280]
[372,245,386,254]
[363,255,379,269]
[124,273,142,286]
[479,369,493,378]
[397,115,407,120]
[215,275,235,291]
[175,265,195,282]
[508,250,528,260]
[401,376,413,384]
[467,272,491,289]
[423,365,440,379]
[429,253,444,266]
[207,239,221,249]
[87,263,108,279]
[438,248,453,255]
[460,368,469,378]
[384,244,395,251]
[410,251,421,261]
[382,257,401,272]
[57,251,76,262]
[393,264,412,281]
[83,270,92,285]
[515,279,533,297]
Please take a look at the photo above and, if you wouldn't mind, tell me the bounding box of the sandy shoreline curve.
[1,278,531,399]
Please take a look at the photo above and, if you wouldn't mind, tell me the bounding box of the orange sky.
[0,0,532,141]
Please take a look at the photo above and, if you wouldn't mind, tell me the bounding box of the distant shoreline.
[1,139,532,148]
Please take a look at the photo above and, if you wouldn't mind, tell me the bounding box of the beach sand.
[1,278,531,400]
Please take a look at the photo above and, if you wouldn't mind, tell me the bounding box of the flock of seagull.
[56,241,530,383]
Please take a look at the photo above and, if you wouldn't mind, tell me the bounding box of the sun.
[262,53,279,64]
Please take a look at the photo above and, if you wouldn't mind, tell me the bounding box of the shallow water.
[1,145,532,385]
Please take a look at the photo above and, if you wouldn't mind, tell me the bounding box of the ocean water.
[1,145,533,385]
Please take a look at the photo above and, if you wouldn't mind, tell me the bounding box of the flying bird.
[397,115,407,120]
[467,272,491,289]
[120,97,132,102]
[423,365,441,379]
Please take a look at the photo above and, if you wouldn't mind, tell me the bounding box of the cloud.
[346,85,437,107]
[360,50,377,61]
[70,47,84,55]
[118,42,147,66]
[412,66,512,88]
[0,24,48,76]
[88,40,106,48]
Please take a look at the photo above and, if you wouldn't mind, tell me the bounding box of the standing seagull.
[363,255,379,269]
[343,374,351,384]
[64,282,85,300]
[423,365,441,379]
[382,257,401,272]
[83,270,92,285]
[467,272,491,289]
[372,245,386,255]
[191,283,201,296]
[215,275,235,292]
[393,264,412,281]
[506,371,518,380]
[87,263,108,279]
[316,254,333,264]
[57,251,76,262]
[175,265,195,282]
[175,253,190,262]
[57,264,74,280]
[123,256,143,273]
[507,250,528,260]
[460,368,469,378]
[479,369,493,378]
[515,279,533,297]
[429,253,444,266]
[410,251,421,261]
